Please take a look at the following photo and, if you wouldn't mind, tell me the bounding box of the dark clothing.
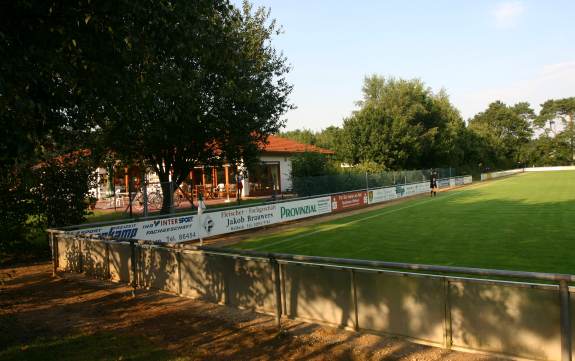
[430,175,437,189]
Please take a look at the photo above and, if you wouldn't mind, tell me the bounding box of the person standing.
[430,170,438,197]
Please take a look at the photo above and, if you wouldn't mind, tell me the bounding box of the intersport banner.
[74,214,198,244]
[331,191,367,212]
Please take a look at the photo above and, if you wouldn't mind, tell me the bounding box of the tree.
[291,152,331,178]
[339,75,464,170]
[280,129,317,146]
[315,126,343,154]
[0,0,293,257]
[536,98,575,164]
[468,101,534,169]
[99,1,293,212]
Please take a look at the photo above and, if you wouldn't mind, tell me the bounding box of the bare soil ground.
[0,263,504,361]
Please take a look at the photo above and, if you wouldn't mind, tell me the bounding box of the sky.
[232,0,575,131]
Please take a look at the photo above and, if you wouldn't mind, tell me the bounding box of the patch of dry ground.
[0,263,504,360]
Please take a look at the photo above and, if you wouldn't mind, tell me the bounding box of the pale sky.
[233,1,575,130]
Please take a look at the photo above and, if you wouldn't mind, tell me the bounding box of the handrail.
[196,245,575,283]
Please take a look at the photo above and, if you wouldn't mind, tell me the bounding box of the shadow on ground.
[0,263,501,361]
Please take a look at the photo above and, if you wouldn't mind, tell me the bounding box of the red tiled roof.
[262,135,335,155]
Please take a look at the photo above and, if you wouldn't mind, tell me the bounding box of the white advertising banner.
[368,181,429,205]
[198,196,331,239]
[277,196,332,221]
[481,169,523,181]
[198,203,278,239]
[75,214,198,244]
[368,186,397,204]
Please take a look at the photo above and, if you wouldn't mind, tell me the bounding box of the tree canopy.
[336,76,465,170]
[0,0,293,254]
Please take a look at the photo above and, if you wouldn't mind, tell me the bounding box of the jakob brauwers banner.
[198,196,332,239]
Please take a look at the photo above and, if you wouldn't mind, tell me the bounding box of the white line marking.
[251,183,493,251]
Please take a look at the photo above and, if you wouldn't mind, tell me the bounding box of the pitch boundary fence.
[49,230,574,361]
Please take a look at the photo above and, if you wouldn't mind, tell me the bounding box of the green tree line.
[282,76,575,176]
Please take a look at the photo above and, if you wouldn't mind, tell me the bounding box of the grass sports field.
[234,171,575,274]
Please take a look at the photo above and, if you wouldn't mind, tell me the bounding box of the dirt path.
[0,263,504,360]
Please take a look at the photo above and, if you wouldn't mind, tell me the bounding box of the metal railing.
[49,231,573,361]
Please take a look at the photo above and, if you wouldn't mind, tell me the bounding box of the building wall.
[258,154,293,192]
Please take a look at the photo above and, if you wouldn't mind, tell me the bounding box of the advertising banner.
[75,214,199,244]
[277,196,332,222]
[455,177,464,185]
[463,176,473,184]
[437,179,450,188]
[198,203,277,239]
[368,187,397,204]
[198,196,332,239]
[331,191,368,212]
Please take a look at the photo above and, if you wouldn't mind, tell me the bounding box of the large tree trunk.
[156,171,173,214]
[160,180,173,214]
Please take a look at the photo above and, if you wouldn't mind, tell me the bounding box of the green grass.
[0,332,175,361]
[234,171,575,275]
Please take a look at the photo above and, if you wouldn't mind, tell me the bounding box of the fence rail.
[49,231,574,361]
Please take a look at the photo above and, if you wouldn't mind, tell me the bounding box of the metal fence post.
[105,241,111,280]
[50,231,58,277]
[443,278,452,349]
[270,256,282,329]
[365,171,369,194]
[176,248,182,295]
[78,236,84,273]
[169,181,174,213]
[350,269,359,331]
[560,280,572,361]
[142,171,148,217]
[130,240,137,297]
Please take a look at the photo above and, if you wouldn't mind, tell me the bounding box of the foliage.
[280,129,317,146]
[0,172,35,254]
[31,156,97,228]
[338,76,465,170]
[97,1,293,212]
[536,97,575,164]
[0,0,293,257]
[468,101,534,169]
[290,152,332,178]
[280,126,342,154]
